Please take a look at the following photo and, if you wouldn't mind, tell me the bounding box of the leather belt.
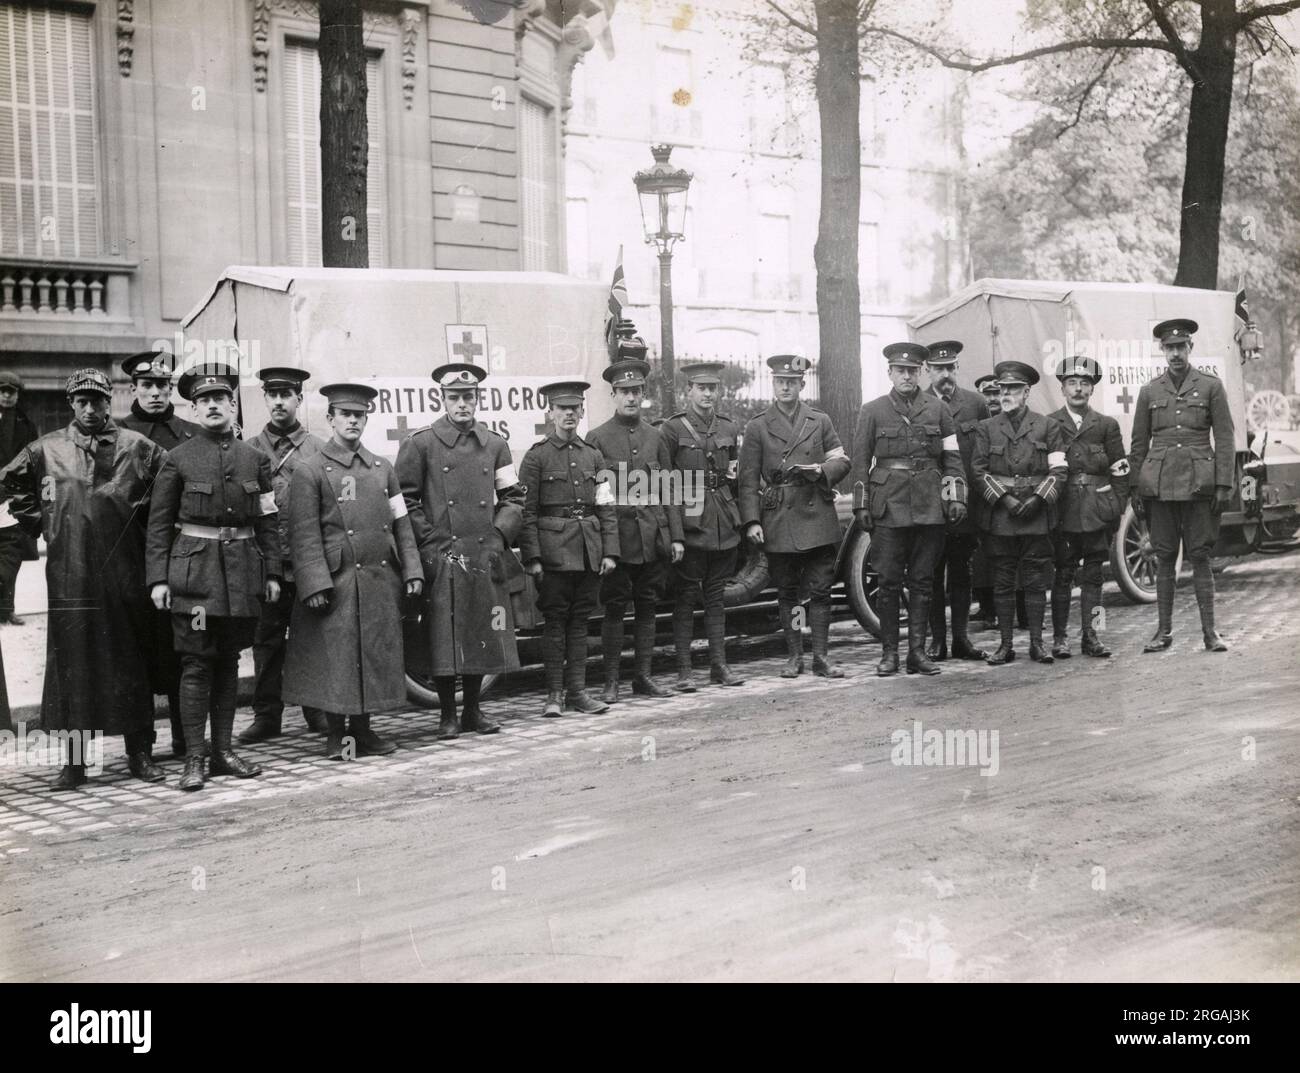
[539,504,595,519]
[1068,473,1106,487]
[878,458,937,471]
[1006,475,1039,489]
[179,523,254,540]
[703,472,723,490]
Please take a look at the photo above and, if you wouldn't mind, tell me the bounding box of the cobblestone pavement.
[2,552,1296,859]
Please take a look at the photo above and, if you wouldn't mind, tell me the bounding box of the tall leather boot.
[906,593,940,675]
[324,712,347,759]
[926,567,948,661]
[707,603,744,686]
[350,712,397,756]
[1193,562,1228,651]
[434,676,460,739]
[461,674,500,733]
[167,689,187,758]
[209,655,261,777]
[779,600,804,678]
[876,590,900,676]
[1026,589,1053,664]
[178,656,211,790]
[542,620,566,715]
[986,594,1017,665]
[1050,569,1074,659]
[809,600,843,677]
[1143,560,1176,652]
[565,615,608,714]
[673,603,698,692]
[1079,580,1110,657]
[600,607,625,704]
[949,581,984,660]
[631,612,671,697]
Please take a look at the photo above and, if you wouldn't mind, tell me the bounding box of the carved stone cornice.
[252,0,408,93]
[401,7,422,109]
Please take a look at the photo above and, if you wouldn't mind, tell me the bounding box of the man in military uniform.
[146,363,282,791]
[587,357,683,703]
[240,366,328,743]
[739,355,851,678]
[1048,356,1130,658]
[972,361,1068,666]
[0,370,39,627]
[851,343,967,677]
[970,374,1002,627]
[659,362,745,690]
[283,384,423,758]
[1,370,168,788]
[1130,318,1235,652]
[519,380,619,716]
[924,341,990,662]
[397,363,526,738]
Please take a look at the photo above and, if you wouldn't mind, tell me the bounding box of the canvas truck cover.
[908,278,1249,453]
[180,267,612,464]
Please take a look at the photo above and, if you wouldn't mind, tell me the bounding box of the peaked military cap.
[883,342,930,368]
[992,360,1039,388]
[178,361,240,401]
[432,363,487,389]
[542,380,591,406]
[257,366,311,390]
[974,374,1000,395]
[122,349,178,381]
[603,359,650,388]
[1153,318,1198,344]
[1055,355,1103,384]
[925,340,963,365]
[679,361,727,385]
[766,354,810,377]
[320,382,378,411]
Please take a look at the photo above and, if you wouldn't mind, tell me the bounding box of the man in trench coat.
[283,383,422,759]
[396,363,526,739]
[1,369,167,788]
[0,369,39,627]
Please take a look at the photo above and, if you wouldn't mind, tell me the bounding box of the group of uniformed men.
[0,315,1234,791]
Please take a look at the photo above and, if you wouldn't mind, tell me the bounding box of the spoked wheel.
[405,671,499,709]
[1112,504,1181,603]
[842,529,881,637]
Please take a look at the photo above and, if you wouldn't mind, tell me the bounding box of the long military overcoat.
[1,421,166,732]
[283,440,421,714]
[396,417,526,677]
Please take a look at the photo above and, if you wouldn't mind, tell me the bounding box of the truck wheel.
[724,549,770,606]
[841,528,881,637]
[1111,505,1180,604]
[405,672,499,709]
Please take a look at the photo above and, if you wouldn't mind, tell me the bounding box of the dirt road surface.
[2,555,1297,982]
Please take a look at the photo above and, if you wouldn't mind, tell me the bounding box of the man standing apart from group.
[851,343,967,677]
[659,362,746,691]
[586,355,683,703]
[1048,356,1129,658]
[146,363,281,791]
[2,370,167,787]
[972,361,1068,666]
[923,341,990,662]
[241,366,328,743]
[0,371,39,628]
[739,355,850,678]
[397,363,525,738]
[283,384,422,758]
[1130,319,1234,652]
[519,380,619,717]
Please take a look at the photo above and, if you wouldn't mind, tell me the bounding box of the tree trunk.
[812,0,861,452]
[319,0,369,268]
[1173,0,1236,289]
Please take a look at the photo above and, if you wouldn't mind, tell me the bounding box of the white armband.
[941,434,959,452]
[595,480,615,506]
[389,493,408,520]
[1110,458,1131,476]
[494,463,518,490]
[824,446,848,461]
[1047,451,1067,468]
[258,492,278,516]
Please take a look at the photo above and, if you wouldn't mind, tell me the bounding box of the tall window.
[282,40,386,266]
[519,96,558,271]
[0,3,100,258]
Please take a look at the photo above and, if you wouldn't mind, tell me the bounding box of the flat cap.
[65,368,112,398]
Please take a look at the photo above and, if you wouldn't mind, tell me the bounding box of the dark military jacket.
[118,402,201,452]
[1130,368,1234,502]
[145,427,282,617]
[849,389,964,529]
[519,431,619,571]
[248,421,325,583]
[1048,406,1130,533]
[931,384,988,534]
[738,401,850,552]
[586,414,684,565]
[972,409,1068,536]
[658,407,743,551]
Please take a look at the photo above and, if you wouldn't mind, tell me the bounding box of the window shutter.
[0,3,100,258]
[519,96,556,271]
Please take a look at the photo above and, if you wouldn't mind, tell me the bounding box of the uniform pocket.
[1138,446,1166,497]
[167,541,205,596]
[241,478,263,517]
[1095,487,1121,525]
[1185,400,1211,430]
[183,481,213,516]
[868,468,891,519]
[1191,449,1216,496]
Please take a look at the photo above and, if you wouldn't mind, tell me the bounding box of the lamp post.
[634,144,693,415]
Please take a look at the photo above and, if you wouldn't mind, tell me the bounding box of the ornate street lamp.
[634,144,693,414]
